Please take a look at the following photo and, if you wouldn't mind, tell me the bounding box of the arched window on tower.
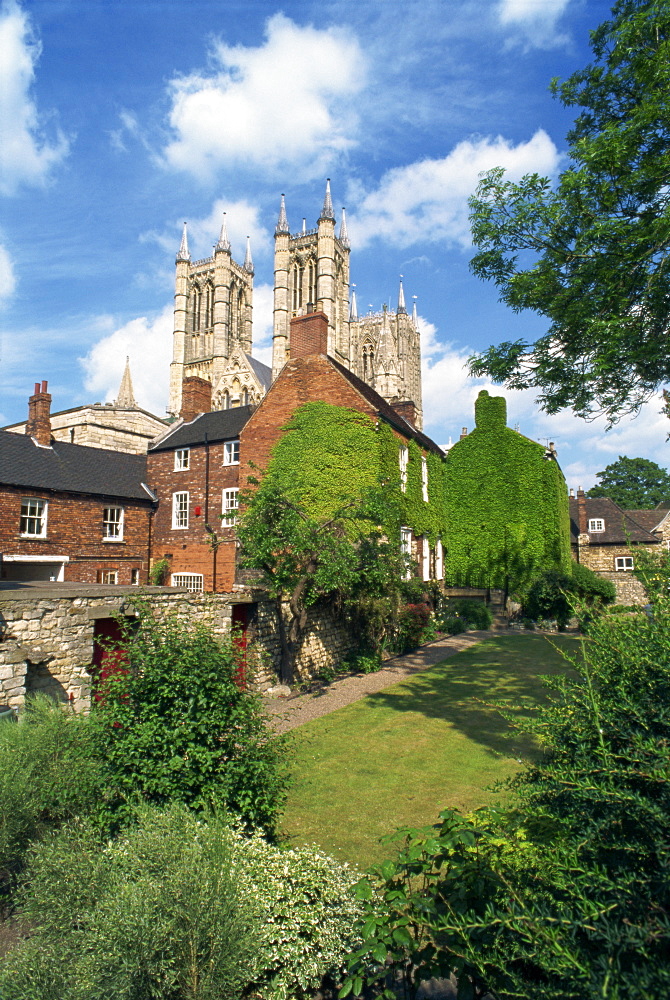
[204,281,214,329]
[237,288,246,341]
[307,260,316,309]
[191,284,202,333]
[362,341,375,381]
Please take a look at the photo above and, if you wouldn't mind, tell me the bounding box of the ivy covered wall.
[444,390,571,591]
[262,401,448,544]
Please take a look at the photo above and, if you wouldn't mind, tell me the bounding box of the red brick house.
[0,384,155,585]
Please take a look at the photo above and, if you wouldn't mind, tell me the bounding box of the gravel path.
[263,629,495,734]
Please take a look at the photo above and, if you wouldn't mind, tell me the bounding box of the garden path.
[264,630,494,734]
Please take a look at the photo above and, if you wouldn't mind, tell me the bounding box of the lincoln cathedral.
[168,180,424,428]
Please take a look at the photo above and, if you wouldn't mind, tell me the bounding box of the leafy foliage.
[0,803,364,1000]
[91,609,290,835]
[522,563,615,626]
[443,599,493,630]
[587,454,670,507]
[468,0,670,423]
[445,391,572,592]
[0,697,107,882]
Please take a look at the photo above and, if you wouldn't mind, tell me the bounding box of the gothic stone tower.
[271,181,423,428]
[169,218,265,416]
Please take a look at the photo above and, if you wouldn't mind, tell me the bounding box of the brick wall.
[147,441,240,591]
[0,486,152,585]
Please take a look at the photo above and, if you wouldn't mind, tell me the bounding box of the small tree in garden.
[91,607,290,835]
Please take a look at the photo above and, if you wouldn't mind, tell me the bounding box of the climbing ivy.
[444,391,571,593]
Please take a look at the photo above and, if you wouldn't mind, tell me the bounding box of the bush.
[522,564,615,627]
[0,697,106,882]
[440,615,467,636]
[91,609,290,835]
[0,804,258,1000]
[0,804,363,1000]
[395,603,431,652]
[444,599,493,630]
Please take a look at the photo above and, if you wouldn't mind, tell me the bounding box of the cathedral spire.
[319,178,335,222]
[244,236,254,274]
[275,194,290,235]
[217,212,231,252]
[176,222,190,262]
[115,357,136,408]
[398,276,406,314]
[349,284,358,321]
[339,207,350,248]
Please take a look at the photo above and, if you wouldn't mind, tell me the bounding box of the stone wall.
[574,543,648,604]
[0,584,358,710]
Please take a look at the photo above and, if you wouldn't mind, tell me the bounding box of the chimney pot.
[41,380,48,393]
[34,382,40,394]
[460,426,468,440]
[26,380,52,447]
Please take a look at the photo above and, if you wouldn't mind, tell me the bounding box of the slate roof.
[0,430,151,501]
[148,405,255,453]
[244,354,272,392]
[327,356,444,457]
[569,496,660,545]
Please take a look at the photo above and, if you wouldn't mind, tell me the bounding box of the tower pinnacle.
[349,284,358,321]
[319,178,335,222]
[244,237,254,274]
[398,276,406,314]
[115,357,136,408]
[339,207,350,248]
[217,213,231,252]
[275,194,290,236]
[176,222,190,262]
[412,295,418,324]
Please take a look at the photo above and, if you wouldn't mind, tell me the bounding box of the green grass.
[281,634,580,868]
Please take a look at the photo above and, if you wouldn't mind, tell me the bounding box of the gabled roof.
[569,496,660,545]
[0,430,151,501]
[327,356,444,456]
[623,509,666,533]
[148,405,254,453]
[244,353,272,391]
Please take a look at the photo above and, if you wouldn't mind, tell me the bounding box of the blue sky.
[0,0,667,488]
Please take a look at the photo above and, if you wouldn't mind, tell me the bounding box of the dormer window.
[588,518,605,532]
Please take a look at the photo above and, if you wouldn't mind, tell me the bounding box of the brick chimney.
[576,486,588,535]
[26,380,52,447]
[390,400,417,428]
[180,376,212,422]
[290,311,328,359]
[460,426,468,440]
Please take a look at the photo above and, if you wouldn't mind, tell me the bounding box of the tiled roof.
[327,356,444,456]
[244,354,272,391]
[569,496,660,544]
[623,509,666,533]
[0,430,151,501]
[148,405,254,453]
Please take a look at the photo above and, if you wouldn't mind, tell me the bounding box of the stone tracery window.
[362,340,374,381]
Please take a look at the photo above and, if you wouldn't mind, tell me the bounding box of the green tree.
[468,0,670,424]
[587,454,670,507]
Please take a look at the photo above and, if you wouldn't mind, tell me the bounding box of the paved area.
[263,629,495,733]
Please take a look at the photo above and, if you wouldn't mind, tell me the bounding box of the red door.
[231,604,248,689]
[91,618,129,701]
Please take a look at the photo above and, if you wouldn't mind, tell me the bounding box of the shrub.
[1,804,363,1000]
[0,697,106,882]
[522,564,615,627]
[440,615,467,636]
[91,609,290,835]
[444,599,493,630]
[0,804,258,1000]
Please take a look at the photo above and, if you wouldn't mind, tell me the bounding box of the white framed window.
[131,569,140,585]
[222,489,239,526]
[422,535,431,581]
[421,456,429,502]
[99,570,118,585]
[615,556,634,572]
[400,526,412,581]
[399,446,408,493]
[172,491,189,529]
[103,506,124,540]
[223,439,240,465]
[435,539,444,580]
[174,448,190,471]
[20,498,47,537]
[171,573,204,592]
[588,518,605,532]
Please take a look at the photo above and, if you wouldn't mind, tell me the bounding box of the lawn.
[281,633,581,868]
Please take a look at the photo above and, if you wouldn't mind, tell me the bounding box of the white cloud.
[497,0,572,49]
[348,130,560,249]
[419,323,670,487]
[0,0,69,195]
[79,305,173,416]
[0,243,16,302]
[141,199,271,264]
[162,13,365,181]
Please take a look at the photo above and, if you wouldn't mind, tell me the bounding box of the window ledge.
[102,538,125,543]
